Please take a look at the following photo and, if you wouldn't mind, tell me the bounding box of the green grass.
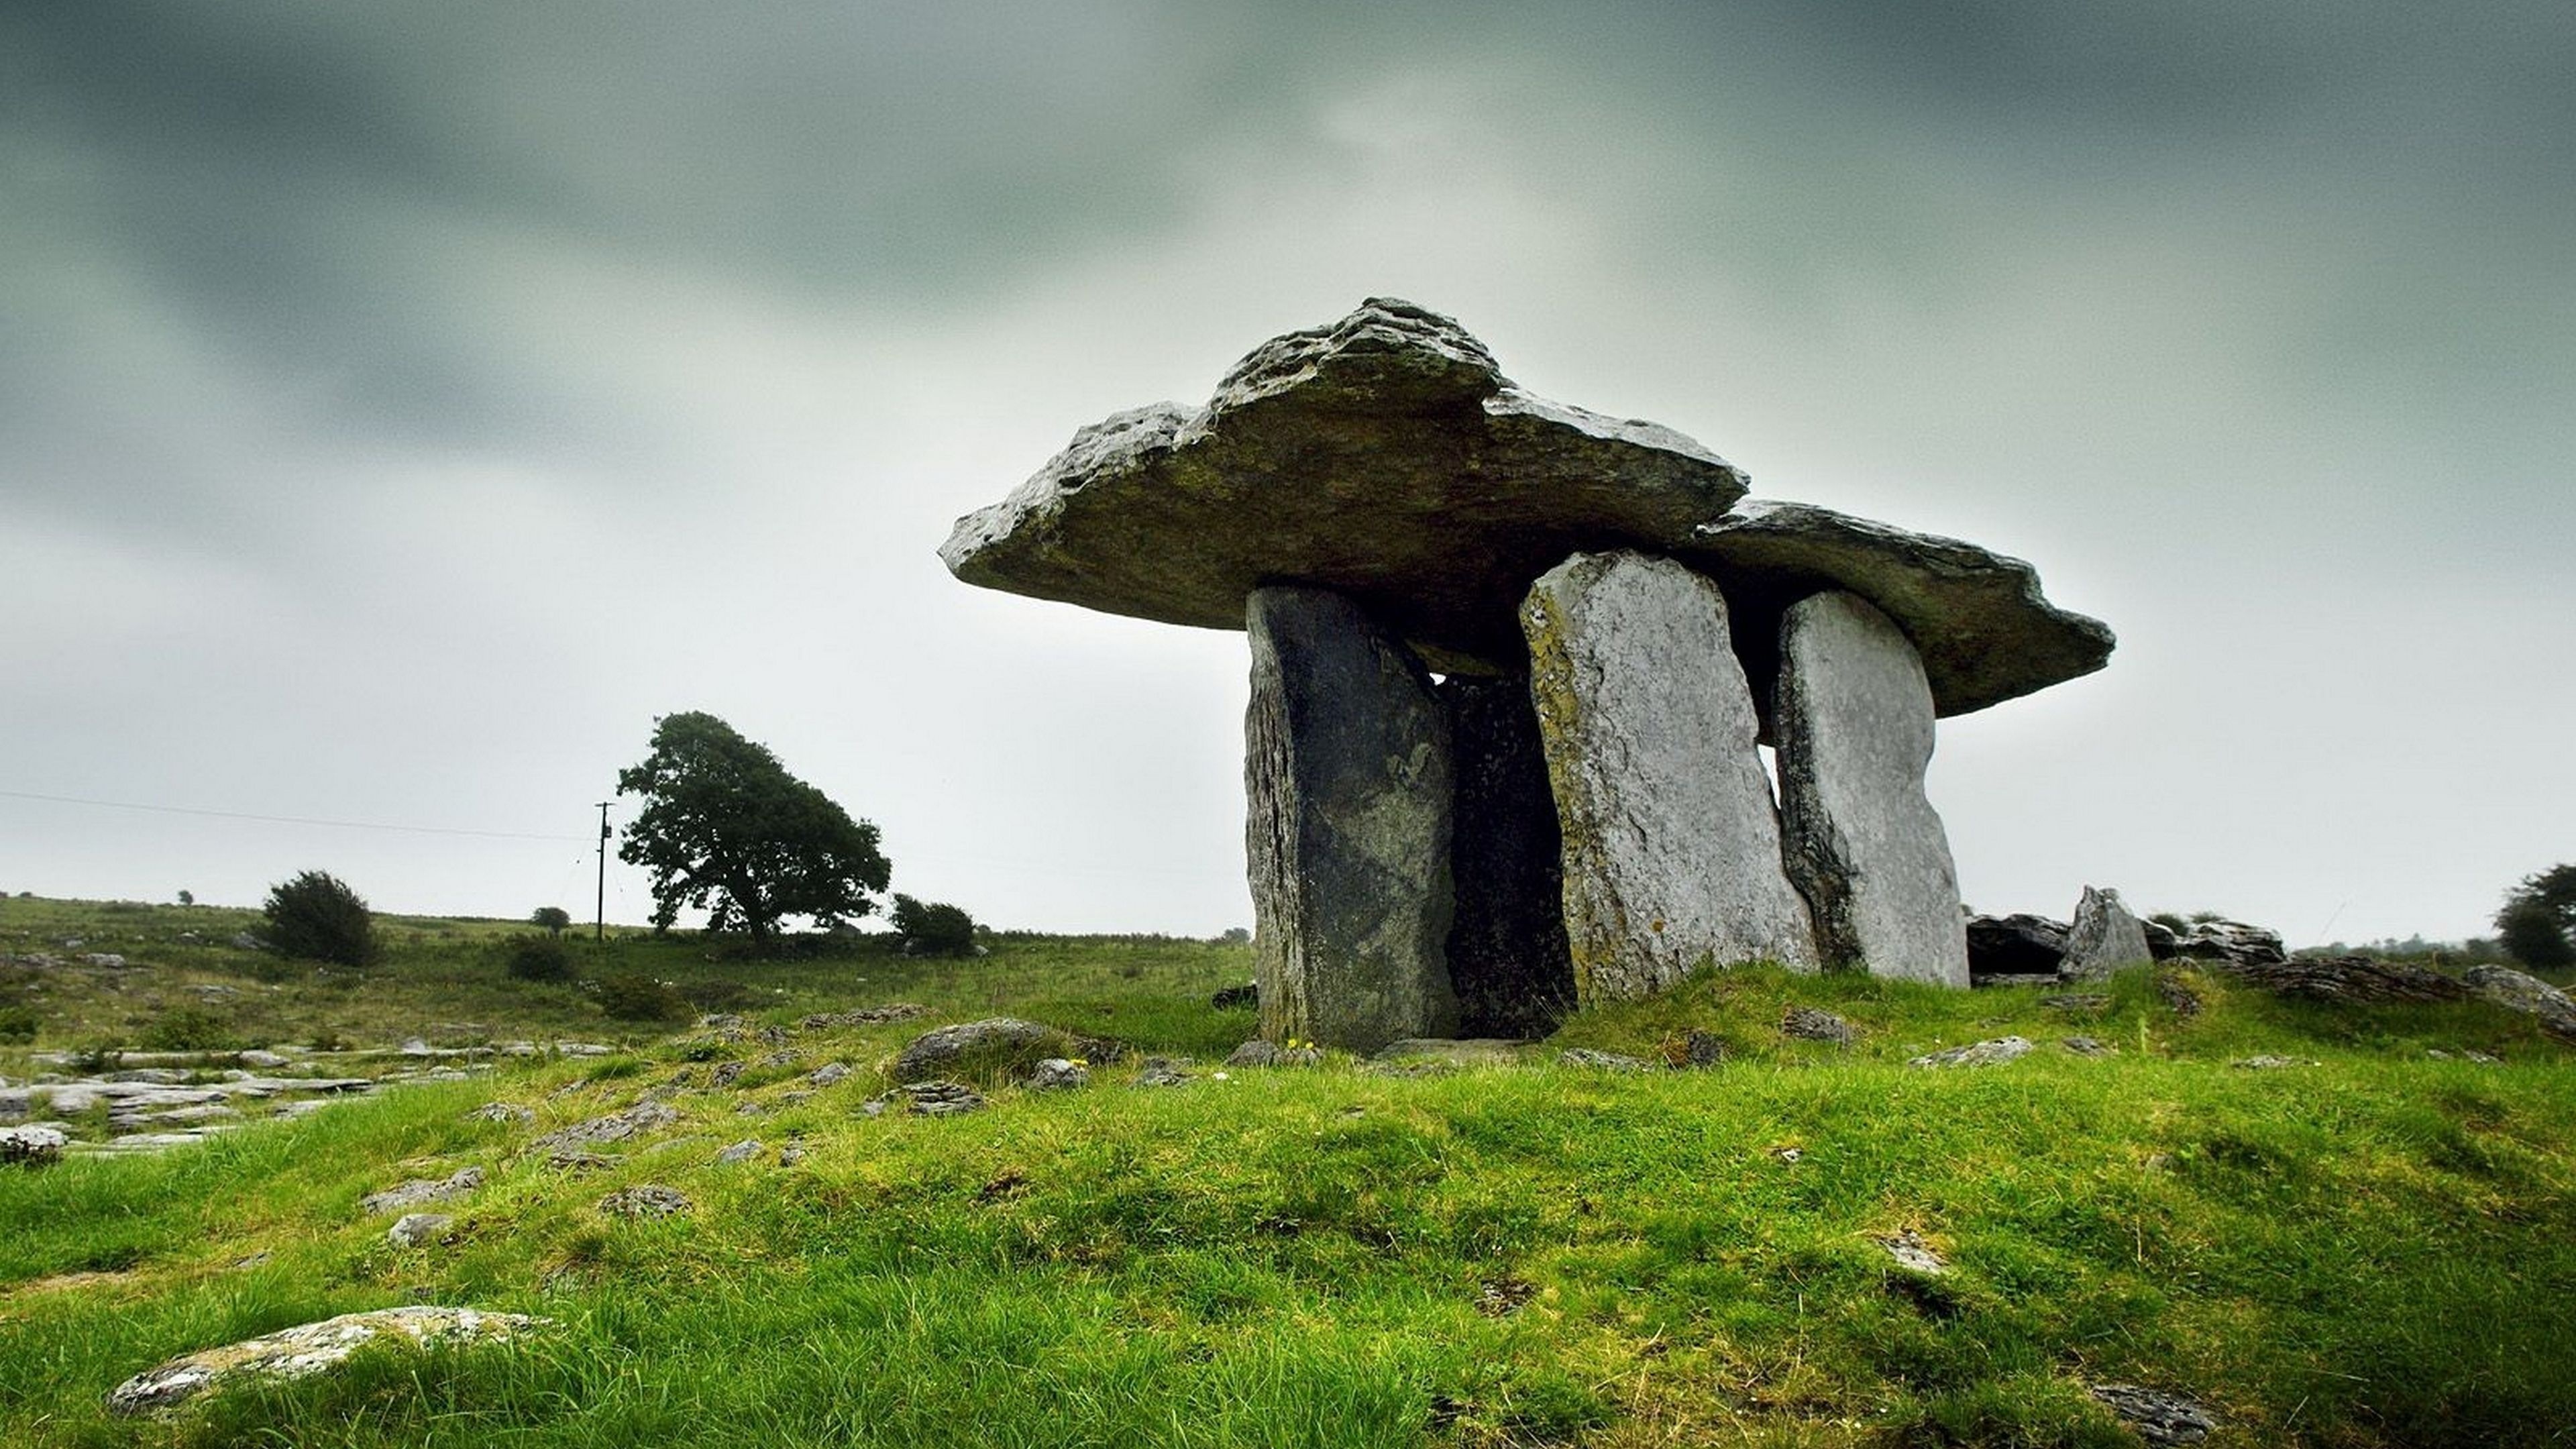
[0,898,2571,1446]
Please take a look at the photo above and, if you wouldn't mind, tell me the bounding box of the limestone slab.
[1774,590,1969,985]
[1521,551,1818,1001]
[2060,885,2154,979]
[1246,586,1458,1051]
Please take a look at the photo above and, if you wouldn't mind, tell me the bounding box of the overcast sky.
[3,1,2569,945]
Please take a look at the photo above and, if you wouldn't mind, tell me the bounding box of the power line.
[0,788,591,843]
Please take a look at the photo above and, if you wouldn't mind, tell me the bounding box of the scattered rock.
[2231,1055,2304,1070]
[467,1102,536,1126]
[543,1147,616,1172]
[2165,920,2286,968]
[1369,1038,1529,1068]
[1134,1057,1192,1087]
[1026,1058,1089,1089]
[1245,584,1460,1051]
[1524,550,1819,1000]
[597,1184,692,1219]
[778,1145,806,1167]
[902,1081,986,1117]
[80,953,127,969]
[2060,886,2153,980]
[360,1166,485,1216]
[1210,983,1257,1010]
[1,1125,67,1166]
[2062,1036,2114,1057]
[1557,1047,1651,1071]
[1474,1277,1537,1317]
[892,1018,1064,1083]
[799,1005,928,1030]
[2040,993,2110,1014]
[713,1139,762,1166]
[229,931,264,951]
[2155,971,2203,1017]
[2088,1383,2214,1446]
[2464,965,2576,1040]
[808,1062,851,1087]
[2224,955,2470,1005]
[1874,1228,1947,1275]
[1909,1036,2033,1069]
[1774,590,1970,985]
[707,1061,744,1088]
[237,1049,292,1069]
[386,1212,451,1247]
[1224,1040,1320,1069]
[1676,1030,1727,1068]
[1966,914,2068,977]
[105,1306,548,1416]
[529,1101,680,1155]
[1780,1006,1856,1046]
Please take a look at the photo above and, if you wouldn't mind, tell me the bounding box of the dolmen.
[943,299,2111,1051]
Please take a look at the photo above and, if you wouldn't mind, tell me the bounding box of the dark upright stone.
[1439,675,1572,1037]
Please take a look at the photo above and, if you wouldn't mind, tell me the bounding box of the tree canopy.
[615,711,892,953]
[2496,864,2576,970]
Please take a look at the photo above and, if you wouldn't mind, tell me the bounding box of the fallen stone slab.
[105,1306,549,1416]
[942,297,1751,676]
[1909,1036,2033,1069]
[2224,955,2471,1005]
[2163,919,2286,967]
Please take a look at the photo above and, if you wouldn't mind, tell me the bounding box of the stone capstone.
[1773,590,1968,985]
[942,297,1751,676]
[1522,551,1818,1001]
[1245,586,1458,1051]
[1439,674,1574,1036]
[2060,886,2154,980]
[105,1307,547,1416]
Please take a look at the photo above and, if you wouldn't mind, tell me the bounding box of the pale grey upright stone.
[1246,585,1459,1052]
[2059,885,2154,980]
[1773,590,1969,986]
[1521,551,1819,1002]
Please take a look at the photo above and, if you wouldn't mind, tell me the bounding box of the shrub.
[504,934,574,983]
[892,894,979,956]
[262,870,378,967]
[0,1004,37,1044]
[138,1007,239,1053]
[594,974,690,1022]
[530,906,572,936]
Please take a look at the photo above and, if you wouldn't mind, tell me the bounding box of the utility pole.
[595,802,612,941]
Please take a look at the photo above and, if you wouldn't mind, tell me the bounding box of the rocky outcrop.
[890,1018,1065,1083]
[1246,586,1458,1051]
[529,1101,678,1155]
[942,298,1750,676]
[2060,886,2154,980]
[1774,590,1968,985]
[2162,919,2288,967]
[1523,551,1819,1001]
[1440,674,1573,1036]
[2465,965,2576,1040]
[360,1166,484,1216]
[105,1306,547,1415]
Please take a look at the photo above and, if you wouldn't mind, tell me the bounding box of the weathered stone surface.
[1683,500,2113,729]
[943,298,1750,676]
[360,1166,484,1216]
[2088,1384,2214,1446]
[1246,586,1458,1051]
[2225,955,2470,1005]
[529,1101,679,1155]
[1523,551,1818,1000]
[597,1184,692,1218]
[1439,675,1574,1036]
[1908,1036,2033,1069]
[713,1139,762,1165]
[467,1102,535,1126]
[1774,590,1968,985]
[0,1124,66,1166]
[1028,1058,1090,1089]
[2164,919,2287,967]
[1134,1057,1193,1087]
[105,1306,547,1415]
[2464,965,2576,1040]
[1556,1047,1652,1071]
[2060,886,2153,980]
[386,1212,451,1247]
[1874,1228,1947,1275]
[1965,914,2068,977]
[891,1018,1063,1083]
[902,1081,987,1116]
[1780,1006,1856,1046]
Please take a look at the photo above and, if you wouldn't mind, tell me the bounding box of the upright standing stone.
[2059,885,2153,980]
[1439,676,1574,1037]
[1246,586,1458,1051]
[1521,551,1819,1001]
[1774,590,1970,986]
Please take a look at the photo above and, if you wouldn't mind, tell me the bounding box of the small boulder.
[529,1101,679,1155]
[1909,1036,2033,1069]
[713,1139,761,1166]
[105,1307,547,1417]
[902,1081,986,1117]
[386,1212,451,1247]
[2464,965,2576,1040]
[892,1018,1065,1083]
[360,1166,485,1216]
[1210,983,1258,1010]
[1027,1059,1089,1090]
[2062,1036,2114,1057]
[1134,1057,1192,1087]
[597,1184,692,1219]
[1780,1006,1856,1046]
[0,1124,68,1167]
[2088,1383,2214,1446]
[1678,1030,1727,1068]
[808,1061,851,1087]
[467,1102,536,1126]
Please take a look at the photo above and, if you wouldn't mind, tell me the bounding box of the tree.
[530,906,572,937]
[616,711,891,954]
[892,894,977,955]
[2496,864,2576,970]
[176,890,194,907]
[263,870,378,967]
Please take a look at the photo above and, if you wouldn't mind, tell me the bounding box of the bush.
[504,934,574,983]
[594,974,690,1022]
[892,894,979,956]
[0,1004,37,1044]
[262,870,378,967]
[530,906,572,936]
[138,1007,239,1053]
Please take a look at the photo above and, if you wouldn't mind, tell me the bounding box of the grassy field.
[1,897,2572,1446]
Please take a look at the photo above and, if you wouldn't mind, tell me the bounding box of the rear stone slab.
[1774,590,1968,985]
[1521,551,1818,1002]
[1246,586,1458,1052]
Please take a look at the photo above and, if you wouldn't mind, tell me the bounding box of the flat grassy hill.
[1,896,2571,1447]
